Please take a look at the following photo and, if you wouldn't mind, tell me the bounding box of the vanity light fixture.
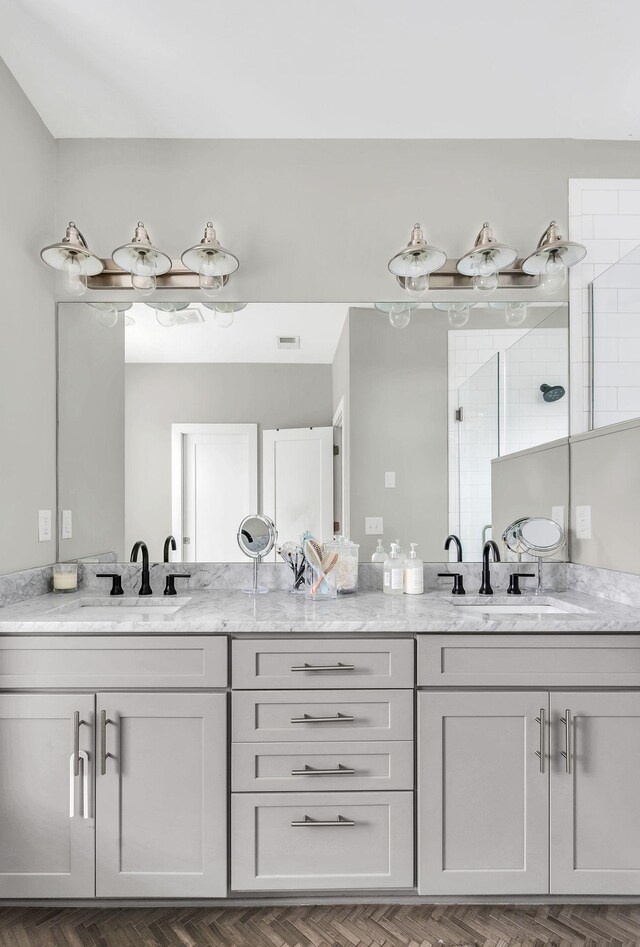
[89,301,132,328]
[432,302,472,329]
[489,301,528,326]
[522,220,586,293]
[374,302,416,329]
[181,222,240,298]
[112,222,172,297]
[202,301,247,328]
[457,223,518,298]
[40,222,104,297]
[145,301,190,328]
[388,224,447,298]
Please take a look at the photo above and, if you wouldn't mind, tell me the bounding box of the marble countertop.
[0,588,639,634]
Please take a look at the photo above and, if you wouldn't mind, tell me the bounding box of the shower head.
[540,383,566,403]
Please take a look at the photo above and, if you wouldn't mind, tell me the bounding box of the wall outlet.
[551,506,565,529]
[61,509,73,540]
[365,516,384,535]
[384,471,396,489]
[575,505,592,540]
[38,509,52,542]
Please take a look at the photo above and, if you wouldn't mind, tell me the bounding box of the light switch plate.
[365,516,384,535]
[384,471,396,489]
[38,510,52,542]
[575,505,592,539]
[61,509,73,540]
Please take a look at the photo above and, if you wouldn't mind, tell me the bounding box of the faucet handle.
[97,573,124,596]
[437,572,465,595]
[507,572,536,596]
[164,573,191,596]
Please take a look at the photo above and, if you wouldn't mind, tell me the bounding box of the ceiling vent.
[277,335,300,350]
[173,308,204,325]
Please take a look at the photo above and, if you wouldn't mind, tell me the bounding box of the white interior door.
[263,426,333,550]
[172,423,257,561]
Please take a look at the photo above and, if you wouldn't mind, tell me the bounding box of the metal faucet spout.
[130,541,152,596]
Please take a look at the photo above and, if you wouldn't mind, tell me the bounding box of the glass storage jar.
[324,536,359,594]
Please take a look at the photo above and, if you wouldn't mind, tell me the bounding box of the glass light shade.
[199,273,225,297]
[145,302,190,328]
[446,304,471,328]
[388,306,411,329]
[90,301,132,329]
[62,255,87,296]
[472,271,499,296]
[374,302,419,314]
[504,302,528,326]
[202,301,247,327]
[403,273,429,297]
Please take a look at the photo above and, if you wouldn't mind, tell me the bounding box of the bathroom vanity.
[1,587,639,903]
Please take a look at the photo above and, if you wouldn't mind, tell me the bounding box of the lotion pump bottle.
[404,543,424,595]
[371,540,386,563]
[383,543,404,595]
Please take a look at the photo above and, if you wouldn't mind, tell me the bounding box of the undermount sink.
[452,599,587,617]
[55,597,191,620]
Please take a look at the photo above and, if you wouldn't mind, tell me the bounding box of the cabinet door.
[551,691,640,895]
[0,694,95,897]
[96,692,227,897]
[418,691,549,895]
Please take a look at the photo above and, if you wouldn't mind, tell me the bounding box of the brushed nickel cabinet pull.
[69,750,89,819]
[290,712,354,724]
[72,710,80,777]
[290,662,355,672]
[100,709,113,775]
[291,763,356,776]
[535,708,545,773]
[561,709,572,774]
[291,814,355,827]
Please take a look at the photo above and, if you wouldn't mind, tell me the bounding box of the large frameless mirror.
[54,300,569,567]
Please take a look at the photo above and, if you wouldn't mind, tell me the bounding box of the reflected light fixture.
[89,301,132,328]
[388,224,446,297]
[433,302,471,329]
[202,301,247,328]
[112,222,172,296]
[181,222,240,298]
[145,301,190,328]
[457,223,517,298]
[40,222,104,297]
[374,302,415,329]
[489,301,528,326]
[522,220,586,293]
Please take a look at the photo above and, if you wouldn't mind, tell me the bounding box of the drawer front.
[232,638,414,689]
[0,636,227,689]
[418,635,640,687]
[231,791,414,891]
[232,740,414,792]
[232,689,413,743]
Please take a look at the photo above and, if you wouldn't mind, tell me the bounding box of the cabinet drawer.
[232,689,413,743]
[232,740,413,792]
[0,636,227,689]
[232,638,414,689]
[231,791,414,890]
[418,635,640,687]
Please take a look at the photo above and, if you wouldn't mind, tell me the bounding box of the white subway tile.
[582,191,619,214]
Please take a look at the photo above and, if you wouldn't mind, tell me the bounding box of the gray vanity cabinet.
[96,692,227,897]
[0,694,95,898]
[418,691,549,895]
[550,691,640,895]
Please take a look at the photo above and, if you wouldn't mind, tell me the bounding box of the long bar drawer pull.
[535,708,545,774]
[100,710,114,775]
[290,662,355,672]
[291,815,355,827]
[561,709,572,774]
[290,712,355,724]
[291,763,356,776]
[69,750,89,819]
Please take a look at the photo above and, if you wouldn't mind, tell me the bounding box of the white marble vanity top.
[0,588,639,634]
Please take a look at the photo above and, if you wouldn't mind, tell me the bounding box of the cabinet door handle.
[290,712,354,724]
[291,764,356,776]
[100,710,113,775]
[535,708,545,773]
[290,663,355,672]
[561,709,572,774]
[72,710,80,777]
[291,815,355,827]
[69,750,89,819]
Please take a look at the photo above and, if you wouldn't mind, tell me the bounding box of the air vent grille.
[173,308,204,325]
[277,335,300,349]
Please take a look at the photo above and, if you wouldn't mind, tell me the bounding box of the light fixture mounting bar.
[87,260,230,290]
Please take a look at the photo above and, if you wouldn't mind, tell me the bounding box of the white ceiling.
[2,0,639,140]
[124,303,349,363]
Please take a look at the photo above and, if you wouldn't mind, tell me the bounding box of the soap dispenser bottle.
[404,543,424,595]
[371,540,386,563]
[383,543,404,595]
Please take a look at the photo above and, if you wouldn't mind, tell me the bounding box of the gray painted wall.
[125,362,332,561]
[58,304,125,561]
[349,308,449,561]
[0,59,56,574]
[570,421,640,574]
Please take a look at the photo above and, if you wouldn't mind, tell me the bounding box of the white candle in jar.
[53,571,77,591]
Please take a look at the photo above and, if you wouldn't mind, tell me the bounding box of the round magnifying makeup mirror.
[237,514,277,595]
[503,516,565,593]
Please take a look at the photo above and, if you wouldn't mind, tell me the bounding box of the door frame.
[171,422,258,560]
[333,397,349,540]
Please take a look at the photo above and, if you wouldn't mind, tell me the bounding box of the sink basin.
[452,599,588,617]
[53,597,190,620]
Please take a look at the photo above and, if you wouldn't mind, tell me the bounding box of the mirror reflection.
[57,300,569,563]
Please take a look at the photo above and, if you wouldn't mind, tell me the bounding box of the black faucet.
[163,535,177,562]
[479,540,500,595]
[130,541,152,596]
[444,534,463,562]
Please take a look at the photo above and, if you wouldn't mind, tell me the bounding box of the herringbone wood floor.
[1,904,639,947]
